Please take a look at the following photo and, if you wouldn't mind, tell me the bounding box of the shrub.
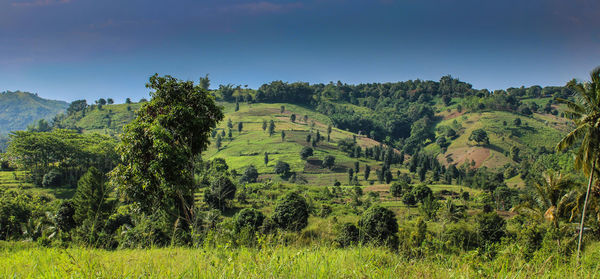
[389,182,404,198]
[358,205,399,249]
[402,191,417,206]
[234,208,265,233]
[42,169,62,187]
[412,185,433,203]
[300,147,313,160]
[272,192,309,232]
[322,155,335,169]
[239,165,259,183]
[55,201,76,232]
[335,222,359,247]
[274,161,290,176]
[204,175,236,211]
[476,211,506,245]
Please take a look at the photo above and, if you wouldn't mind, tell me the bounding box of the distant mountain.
[0,91,68,134]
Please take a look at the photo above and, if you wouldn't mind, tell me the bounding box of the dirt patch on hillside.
[441,146,490,168]
[365,184,390,193]
[438,110,465,120]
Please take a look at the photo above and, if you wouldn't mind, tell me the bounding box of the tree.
[354,161,359,174]
[303,115,309,123]
[237,122,243,133]
[227,119,233,129]
[262,120,267,131]
[300,146,313,160]
[216,134,222,150]
[264,152,269,165]
[514,118,522,126]
[73,167,111,229]
[510,146,520,162]
[469,129,489,145]
[228,128,233,140]
[290,114,296,122]
[240,165,259,183]
[476,211,506,245]
[235,101,239,112]
[389,182,403,198]
[204,175,236,211]
[55,201,76,232]
[514,171,576,230]
[335,223,359,247]
[364,165,371,180]
[281,130,286,141]
[274,161,290,176]
[268,120,275,136]
[272,192,309,232]
[348,168,354,184]
[109,74,223,228]
[199,74,210,90]
[385,170,393,184]
[125,98,132,104]
[412,185,433,203]
[556,67,600,259]
[322,155,335,169]
[234,208,265,233]
[358,205,399,249]
[306,134,311,143]
[107,98,114,104]
[280,105,285,113]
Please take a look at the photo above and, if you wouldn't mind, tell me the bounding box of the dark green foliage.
[264,152,269,165]
[239,165,258,183]
[476,211,506,245]
[364,165,371,180]
[281,130,286,141]
[234,208,265,233]
[358,205,399,249]
[42,169,62,187]
[385,170,393,184]
[290,114,296,122]
[0,189,49,240]
[110,74,224,227]
[7,129,118,187]
[204,175,236,211]
[72,167,112,226]
[389,181,406,198]
[272,192,309,232]
[300,146,313,160]
[412,185,433,203]
[262,120,267,131]
[237,122,243,133]
[274,161,290,176]
[322,155,335,169]
[443,222,478,251]
[268,120,275,136]
[469,129,489,145]
[514,117,522,126]
[335,222,359,247]
[55,200,76,232]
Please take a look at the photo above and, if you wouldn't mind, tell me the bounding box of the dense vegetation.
[0,68,599,277]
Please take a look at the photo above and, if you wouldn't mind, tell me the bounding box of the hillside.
[0,91,68,134]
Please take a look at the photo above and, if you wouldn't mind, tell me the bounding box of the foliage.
[72,167,112,227]
[233,208,265,233]
[272,192,309,232]
[300,147,313,160]
[274,161,291,177]
[358,205,399,249]
[335,222,359,247]
[239,165,259,183]
[204,175,236,211]
[109,74,223,228]
[322,155,335,169]
[468,129,489,145]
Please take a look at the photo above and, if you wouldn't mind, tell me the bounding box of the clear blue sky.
[1,0,599,102]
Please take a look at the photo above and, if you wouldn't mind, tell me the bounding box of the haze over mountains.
[0,91,67,134]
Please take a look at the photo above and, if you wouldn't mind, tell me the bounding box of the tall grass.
[1,242,599,278]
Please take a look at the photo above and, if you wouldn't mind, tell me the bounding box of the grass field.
[1,242,599,278]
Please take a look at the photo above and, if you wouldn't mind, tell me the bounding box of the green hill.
[0,91,68,134]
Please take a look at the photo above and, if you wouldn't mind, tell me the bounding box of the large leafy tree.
[110,74,223,227]
[556,66,600,258]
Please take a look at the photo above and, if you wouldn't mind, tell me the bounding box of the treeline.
[211,76,572,154]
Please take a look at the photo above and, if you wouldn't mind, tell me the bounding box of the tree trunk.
[577,159,596,261]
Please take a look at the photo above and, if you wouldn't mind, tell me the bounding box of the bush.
[274,161,291,176]
[55,201,76,232]
[234,208,265,233]
[389,182,404,198]
[476,211,506,245]
[322,155,335,169]
[42,169,62,187]
[402,191,417,206]
[358,205,399,249]
[412,185,433,203]
[272,192,309,232]
[335,222,359,247]
[239,165,259,183]
[300,147,313,160]
[204,175,236,211]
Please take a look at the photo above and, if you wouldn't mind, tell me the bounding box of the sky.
[1,0,599,102]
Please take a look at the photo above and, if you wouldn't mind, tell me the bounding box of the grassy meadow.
[1,242,599,278]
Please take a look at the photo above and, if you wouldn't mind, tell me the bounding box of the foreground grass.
[1,243,599,278]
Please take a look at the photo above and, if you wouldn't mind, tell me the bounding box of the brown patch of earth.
[441,146,490,168]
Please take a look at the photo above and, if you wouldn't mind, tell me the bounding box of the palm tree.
[513,171,576,230]
[556,66,600,259]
